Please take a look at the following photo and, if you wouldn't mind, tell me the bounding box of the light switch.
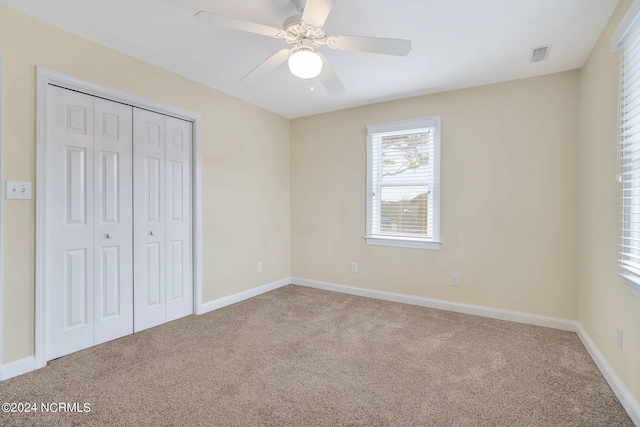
[6,181,32,200]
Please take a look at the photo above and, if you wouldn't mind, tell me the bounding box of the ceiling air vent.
[531,45,550,63]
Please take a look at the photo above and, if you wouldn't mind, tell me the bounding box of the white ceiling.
[0,0,619,118]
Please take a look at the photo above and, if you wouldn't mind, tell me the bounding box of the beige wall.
[2,0,638,407]
[291,71,580,320]
[578,0,640,404]
[0,5,291,363]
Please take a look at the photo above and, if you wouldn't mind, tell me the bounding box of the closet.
[45,85,193,360]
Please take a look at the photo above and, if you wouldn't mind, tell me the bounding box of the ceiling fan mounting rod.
[289,0,305,14]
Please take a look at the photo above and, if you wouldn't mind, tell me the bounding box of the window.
[615,2,640,298]
[366,116,441,250]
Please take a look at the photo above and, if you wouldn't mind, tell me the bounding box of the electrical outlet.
[6,181,32,200]
[351,262,358,273]
[616,326,623,349]
[257,262,263,273]
[451,274,460,286]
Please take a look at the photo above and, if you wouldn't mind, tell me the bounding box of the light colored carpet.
[0,285,633,426]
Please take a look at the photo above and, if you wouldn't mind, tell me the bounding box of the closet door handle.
[150,231,156,236]
[106,233,113,239]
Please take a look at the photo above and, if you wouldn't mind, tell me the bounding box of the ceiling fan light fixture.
[288,48,323,79]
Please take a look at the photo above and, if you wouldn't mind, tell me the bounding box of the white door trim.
[35,67,203,370]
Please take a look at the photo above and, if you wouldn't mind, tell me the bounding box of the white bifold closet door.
[45,86,193,360]
[133,108,192,332]
[46,86,134,360]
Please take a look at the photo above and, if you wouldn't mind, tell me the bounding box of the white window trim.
[622,276,640,299]
[611,0,640,51]
[613,0,640,299]
[365,116,441,250]
[366,236,441,250]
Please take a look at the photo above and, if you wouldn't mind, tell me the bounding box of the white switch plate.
[6,181,32,200]
[452,274,460,286]
[351,262,358,273]
[258,262,263,273]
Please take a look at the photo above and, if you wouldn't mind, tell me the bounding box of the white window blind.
[618,12,640,298]
[366,117,441,250]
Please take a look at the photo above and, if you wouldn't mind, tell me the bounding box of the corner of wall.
[577,0,640,411]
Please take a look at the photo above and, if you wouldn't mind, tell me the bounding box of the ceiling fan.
[195,0,412,94]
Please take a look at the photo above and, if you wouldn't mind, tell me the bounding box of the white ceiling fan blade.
[241,49,292,82]
[301,0,335,28]
[327,35,412,56]
[195,11,285,38]
[316,53,345,94]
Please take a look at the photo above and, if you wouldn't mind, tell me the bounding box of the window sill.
[365,236,441,250]
[620,273,640,298]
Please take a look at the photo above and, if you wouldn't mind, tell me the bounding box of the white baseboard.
[576,324,640,426]
[1,356,36,381]
[198,277,291,314]
[291,277,577,331]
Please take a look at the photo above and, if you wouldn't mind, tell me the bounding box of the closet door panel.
[165,117,193,321]
[133,108,166,332]
[46,86,96,360]
[46,87,194,360]
[93,98,134,345]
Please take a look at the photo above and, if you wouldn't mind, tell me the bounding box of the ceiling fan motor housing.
[283,14,303,30]
[282,15,327,51]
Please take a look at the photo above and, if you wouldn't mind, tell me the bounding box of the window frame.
[613,0,640,298]
[365,116,441,250]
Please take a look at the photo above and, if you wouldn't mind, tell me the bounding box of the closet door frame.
[34,67,203,371]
